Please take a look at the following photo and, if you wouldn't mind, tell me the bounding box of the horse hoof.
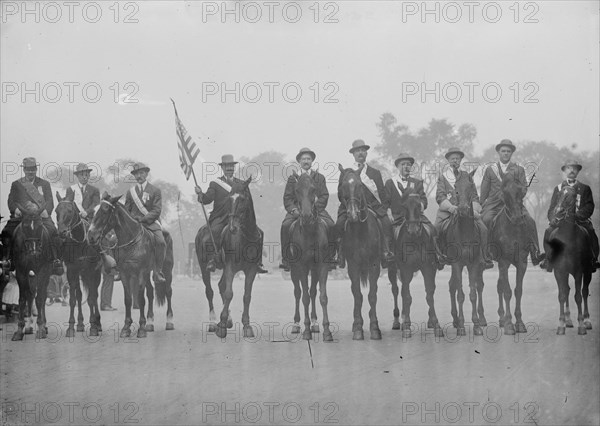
[392,321,400,330]
[89,328,99,337]
[24,327,33,335]
[565,320,574,328]
[244,326,255,338]
[291,325,301,334]
[323,331,333,342]
[515,322,527,333]
[353,330,364,340]
[302,330,312,340]
[427,320,435,329]
[11,332,24,341]
[556,326,566,335]
[146,324,154,332]
[36,330,47,339]
[504,324,516,335]
[77,324,85,332]
[166,323,175,331]
[98,325,102,332]
[66,328,75,338]
[434,327,444,338]
[584,320,592,330]
[370,329,382,340]
[479,319,487,327]
[215,325,227,339]
[473,326,483,336]
[578,326,587,336]
[498,319,504,328]
[226,318,233,329]
[120,329,131,338]
[311,324,320,333]
[457,327,466,337]
[208,323,216,332]
[137,328,147,338]
[401,322,411,331]
[402,329,412,338]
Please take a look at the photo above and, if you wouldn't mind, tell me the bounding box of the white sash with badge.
[357,165,381,203]
[391,175,412,197]
[71,184,84,212]
[129,186,161,229]
[212,178,232,193]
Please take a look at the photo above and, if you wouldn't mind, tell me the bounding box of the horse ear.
[469,167,478,179]
[56,191,62,202]
[244,176,252,186]
[110,195,122,205]
[338,163,344,173]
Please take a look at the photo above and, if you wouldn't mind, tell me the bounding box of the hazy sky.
[1,0,598,217]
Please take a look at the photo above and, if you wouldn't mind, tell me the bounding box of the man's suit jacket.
[283,170,329,214]
[436,171,480,206]
[385,176,427,222]
[125,181,162,230]
[547,180,595,222]
[199,176,241,225]
[480,162,528,211]
[66,184,101,218]
[338,164,388,217]
[8,177,54,217]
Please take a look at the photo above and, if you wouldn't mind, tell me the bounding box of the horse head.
[501,174,526,225]
[294,171,318,227]
[338,164,366,223]
[403,190,423,236]
[55,190,80,239]
[228,177,252,234]
[554,185,577,222]
[454,171,475,218]
[87,192,122,245]
[16,202,45,256]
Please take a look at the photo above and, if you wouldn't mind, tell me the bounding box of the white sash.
[129,186,162,228]
[391,175,412,197]
[357,165,381,203]
[71,184,84,212]
[490,163,502,181]
[213,178,232,193]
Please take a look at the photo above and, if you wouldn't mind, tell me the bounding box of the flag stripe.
[172,103,201,181]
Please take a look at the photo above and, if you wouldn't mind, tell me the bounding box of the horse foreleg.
[318,265,333,342]
[310,269,319,333]
[467,264,482,336]
[573,272,586,335]
[11,278,27,341]
[66,275,78,337]
[241,268,257,339]
[200,265,216,332]
[145,280,154,332]
[423,266,442,337]
[477,267,487,327]
[349,266,364,340]
[120,273,133,338]
[300,269,312,340]
[400,268,413,338]
[76,283,84,332]
[291,270,301,334]
[86,274,101,336]
[497,262,508,327]
[564,285,573,328]
[217,274,233,329]
[555,270,568,335]
[216,266,234,339]
[35,272,49,339]
[500,264,514,335]
[136,272,148,338]
[166,280,174,331]
[454,264,466,336]
[367,266,381,340]
[583,272,592,330]
[390,267,400,330]
[449,270,458,330]
[514,262,527,333]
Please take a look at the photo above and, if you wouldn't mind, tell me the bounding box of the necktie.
[453,169,459,178]
[80,185,84,195]
[137,184,143,198]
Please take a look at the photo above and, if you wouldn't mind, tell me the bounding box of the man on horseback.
[335,139,394,268]
[435,148,494,269]
[124,163,166,283]
[195,155,267,274]
[540,160,600,272]
[386,153,446,270]
[480,140,544,265]
[65,163,100,220]
[279,147,337,271]
[1,157,64,276]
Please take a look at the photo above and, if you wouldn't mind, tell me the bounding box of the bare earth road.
[1,268,599,425]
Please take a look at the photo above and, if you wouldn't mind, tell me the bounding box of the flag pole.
[190,167,218,256]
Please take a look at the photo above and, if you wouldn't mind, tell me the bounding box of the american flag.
[171,99,200,180]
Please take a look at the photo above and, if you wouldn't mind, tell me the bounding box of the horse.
[197,177,262,339]
[87,193,174,338]
[10,203,53,341]
[55,192,103,337]
[488,173,530,335]
[338,165,382,340]
[545,185,594,335]
[287,172,333,341]
[391,190,443,338]
[444,175,487,336]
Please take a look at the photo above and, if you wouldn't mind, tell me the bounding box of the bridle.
[57,200,88,243]
[92,200,145,253]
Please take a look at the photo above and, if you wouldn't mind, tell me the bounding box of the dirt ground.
[1,268,599,425]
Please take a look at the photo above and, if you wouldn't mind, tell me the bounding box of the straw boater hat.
[394,153,415,167]
[218,154,238,166]
[349,139,370,153]
[561,159,583,172]
[73,163,93,175]
[21,157,38,169]
[444,147,465,160]
[295,147,316,162]
[495,139,517,152]
[130,162,150,175]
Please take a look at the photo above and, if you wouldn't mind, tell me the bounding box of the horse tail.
[156,230,173,307]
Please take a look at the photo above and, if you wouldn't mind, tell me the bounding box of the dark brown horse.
[489,174,530,335]
[338,165,382,340]
[287,172,333,341]
[545,185,594,335]
[444,175,487,336]
[87,194,174,338]
[392,190,442,338]
[11,203,53,341]
[55,193,103,337]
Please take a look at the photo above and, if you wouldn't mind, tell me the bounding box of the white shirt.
[353,162,366,171]
[397,175,409,189]
[137,182,146,192]
[79,184,86,193]
[499,162,510,173]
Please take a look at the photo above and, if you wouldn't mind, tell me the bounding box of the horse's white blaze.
[348,178,355,183]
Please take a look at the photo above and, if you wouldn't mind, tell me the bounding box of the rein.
[95,200,146,253]
[57,200,88,243]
